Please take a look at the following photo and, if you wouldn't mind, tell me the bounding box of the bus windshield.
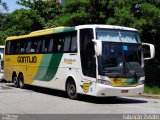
[98,42,143,77]
[96,29,143,77]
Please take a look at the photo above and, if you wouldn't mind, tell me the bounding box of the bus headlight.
[138,80,145,85]
[97,79,112,86]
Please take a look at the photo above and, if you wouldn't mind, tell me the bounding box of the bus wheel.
[66,80,78,99]
[18,74,25,89]
[13,75,19,88]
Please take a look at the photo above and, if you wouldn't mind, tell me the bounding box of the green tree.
[0,0,62,44]
[0,0,8,44]
[17,0,62,28]
[0,8,44,44]
[52,0,109,26]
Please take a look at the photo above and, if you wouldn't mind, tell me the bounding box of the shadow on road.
[6,84,148,104]
[78,96,148,104]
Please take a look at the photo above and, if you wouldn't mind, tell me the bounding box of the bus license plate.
[121,90,128,93]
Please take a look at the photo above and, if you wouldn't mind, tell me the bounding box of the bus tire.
[13,75,19,88]
[18,74,25,89]
[66,79,78,100]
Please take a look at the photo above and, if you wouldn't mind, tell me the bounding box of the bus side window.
[5,41,11,55]
[10,41,15,54]
[71,32,77,52]
[42,39,46,53]
[32,40,39,53]
[53,35,64,53]
[20,40,26,53]
[58,38,64,52]
[20,48,25,53]
[26,40,32,53]
[53,36,59,52]
[42,38,51,53]
[48,38,54,53]
[63,34,71,52]
[36,39,42,53]
[16,42,21,54]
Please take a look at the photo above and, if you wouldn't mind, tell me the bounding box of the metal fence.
[144,61,160,87]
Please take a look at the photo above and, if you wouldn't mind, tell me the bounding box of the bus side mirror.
[92,39,102,56]
[142,43,155,60]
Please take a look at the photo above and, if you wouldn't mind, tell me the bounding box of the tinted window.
[71,34,77,52]
[26,40,33,53]
[5,41,11,54]
[5,31,77,54]
[36,39,42,53]
[10,41,21,54]
[64,35,71,52]
[52,35,64,52]
[42,37,54,53]
[19,40,26,53]
[48,38,54,53]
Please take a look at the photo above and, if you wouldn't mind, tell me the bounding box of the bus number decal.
[64,58,76,64]
[17,56,37,63]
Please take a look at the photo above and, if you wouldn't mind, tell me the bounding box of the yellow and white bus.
[4,25,155,99]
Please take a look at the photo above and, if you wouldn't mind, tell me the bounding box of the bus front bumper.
[95,84,144,97]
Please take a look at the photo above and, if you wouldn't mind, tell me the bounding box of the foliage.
[0,0,62,44]
[17,0,62,28]
[0,9,44,44]
[144,86,160,95]
[52,0,110,26]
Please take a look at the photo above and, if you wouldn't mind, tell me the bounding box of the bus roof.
[6,26,76,41]
[6,24,137,41]
[76,24,137,31]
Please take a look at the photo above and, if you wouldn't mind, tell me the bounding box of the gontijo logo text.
[17,56,37,63]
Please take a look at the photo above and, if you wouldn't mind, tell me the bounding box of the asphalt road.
[0,82,160,119]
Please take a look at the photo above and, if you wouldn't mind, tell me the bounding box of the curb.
[129,94,160,99]
[140,94,160,99]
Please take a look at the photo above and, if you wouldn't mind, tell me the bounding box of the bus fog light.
[138,80,145,85]
[97,79,111,86]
